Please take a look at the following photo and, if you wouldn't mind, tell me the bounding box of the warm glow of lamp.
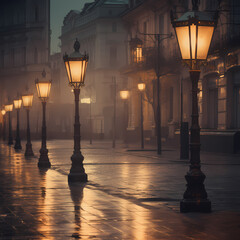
[14,99,22,109]
[81,98,91,104]
[1,109,6,116]
[138,83,146,91]
[171,10,217,61]
[130,37,143,63]
[36,81,51,102]
[120,90,129,100]
[5,104,13,112]
[63,39,89,89]
[22,94,33,108]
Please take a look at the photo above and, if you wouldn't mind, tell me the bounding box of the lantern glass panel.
[36,82,51,99]
[1,109,6,115]
[22,95,33,108]
[65,60,87,87]
[120,91,129,100]
[138,83,146,91]
[14,99,22,109]
[134,47,143,63]
[5,104,13,112]
[175,26,191,59]
[197,25,214,59]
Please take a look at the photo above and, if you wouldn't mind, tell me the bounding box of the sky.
[50,0,93,54]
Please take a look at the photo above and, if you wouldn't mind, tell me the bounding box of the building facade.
[0,0,50,136]
[60,0,129,138]
[122,0,240,152]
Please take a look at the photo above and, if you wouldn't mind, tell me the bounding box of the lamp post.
[36,70,52,168]
[5,104,13,145]
[1,109,6,141]
[13,98,22,150]
[63,39,89,182]
[171,0,218,212]
[22,94,34,156]
[81,98,92,144]
[138,83,145,149]
[120,90,129,145]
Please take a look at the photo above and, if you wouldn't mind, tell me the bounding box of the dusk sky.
[50,0,93,54]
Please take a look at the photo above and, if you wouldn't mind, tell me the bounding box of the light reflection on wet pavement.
[0,140,240,239]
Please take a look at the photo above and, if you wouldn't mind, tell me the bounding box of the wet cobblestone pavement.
[0,140,240,239]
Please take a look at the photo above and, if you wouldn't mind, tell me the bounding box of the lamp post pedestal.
[68,89,87,182]
[38,102,51,168]
[8,112,13,145]
[180,70,211,213]
[25,109,34,156]
[14,109,22,150]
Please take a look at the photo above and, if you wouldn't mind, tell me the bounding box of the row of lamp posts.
[119,1,217,212]
[1,0,218,212]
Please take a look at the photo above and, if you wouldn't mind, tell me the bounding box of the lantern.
[130,37,143,63]
[120,90,129,100]
[14,99,22,109]
[22,94,33,108]
[138,83,146,91]
[5,104,13,112]
[63,39,89,89]
[1,109,6,116]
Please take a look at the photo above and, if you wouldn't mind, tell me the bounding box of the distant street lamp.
[81,97,92,144]
[63,39,89,182]
[171,0,217,212]
[138,83,145,149]
[120,90,129,145]
[22,94,34,156]
[36,70,52,168]
[1,109,6,141]
[13,98,22,150]
[5,104,13,145]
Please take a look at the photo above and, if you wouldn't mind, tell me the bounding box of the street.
[0,140,240,239]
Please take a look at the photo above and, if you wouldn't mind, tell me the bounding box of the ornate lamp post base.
[25,143,34,156]
[38,148,51,168]
[68,153,88,182]
[180,171,211,213]
[14,142,22,150]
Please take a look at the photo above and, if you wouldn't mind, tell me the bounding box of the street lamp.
[5,104,13,145]
[120,90,129,145]
[13,98,22,150]
[22,94,34,156]
[130,37,143,63]
[81,98,92,144]
[35,70,52,168]
[63,39,89,182]
[138,83,145,149]
[171,0,217,212]
[1,109,6,141]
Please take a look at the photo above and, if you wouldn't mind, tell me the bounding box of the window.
[22,47,26,65]
[0,50,4,68]
[159,14,164,34]
[112,22,117,32]
[35,7,39,22]
[10,49,14,66]
[143,21,147,43]
[34,48,38,64]
[110,47,117,66]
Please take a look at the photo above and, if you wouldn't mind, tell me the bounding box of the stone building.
[60,0,129,138]
[122,0,240,152]
[0,0,50,136]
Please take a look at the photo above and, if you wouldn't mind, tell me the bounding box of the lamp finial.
[192,0,199,11]
[74,39,80,52]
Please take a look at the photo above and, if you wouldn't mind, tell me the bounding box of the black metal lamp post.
[5,104,13,145]
[13,98,22,150]
[138,83,145,149]
[120,90,129,145]
[36,70,52,168]
[1,109,6,141]
[63,39,89,182]
[22,94,34,156]
[171,0,218,212]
